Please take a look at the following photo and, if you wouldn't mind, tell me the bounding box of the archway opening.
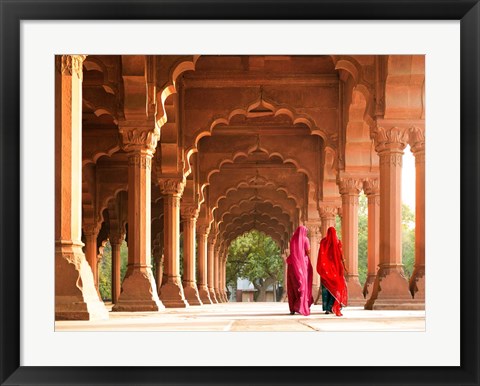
[98,239,128,302]
[226,230,284,302]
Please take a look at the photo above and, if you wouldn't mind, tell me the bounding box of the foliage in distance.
[226,230,283,301]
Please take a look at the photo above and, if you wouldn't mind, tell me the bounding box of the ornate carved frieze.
[128,153,152,170]
[56,55,87,80]
[379,153,403,167]
[158,178,185,196]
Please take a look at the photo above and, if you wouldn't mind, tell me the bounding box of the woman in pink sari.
[286,225,314,316]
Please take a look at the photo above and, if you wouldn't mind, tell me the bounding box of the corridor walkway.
[55,302,425,332]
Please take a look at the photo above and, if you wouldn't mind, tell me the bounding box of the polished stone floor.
[55,302,425,332]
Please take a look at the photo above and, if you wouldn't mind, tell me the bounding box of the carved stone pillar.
[409,127,425,300]
[197,224,212,304]
[338,178,365,305]
[365,123,422,309]
[180,206,202,306]
[110,235,124,304]
[112,127,163,312]
[214,246,223,302]
[55,55,107,320]
[83,224,100,291]
[207,235,218,303]
[363,179,380,298]
[152,243,164,294]
[158,178,189,308]
[216,253,223,303]
[306,221,321,303]
[221,257,228,302]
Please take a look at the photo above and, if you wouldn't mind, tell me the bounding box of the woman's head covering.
[286,225,309,284]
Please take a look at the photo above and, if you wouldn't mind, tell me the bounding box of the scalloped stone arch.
[211,178,301,217]
[204,148,312,193]
[218,206,291,235]
[155,56,199,129]
[220,212,288,234]
[83,56,118,95]
[186,100,331,175]
[214,187,298,225]
[216,196,292,223]
[225,229,283,251]
[217,197,291,226]
[82,145,122,167]
[97,186,128,226]
[224,223,285,249]
[333,55,375,125]
[220,212,289,238]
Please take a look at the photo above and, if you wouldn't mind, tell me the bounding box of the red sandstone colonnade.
[55,54,425,320]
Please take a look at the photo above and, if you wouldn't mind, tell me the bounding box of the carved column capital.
[109,232,125,246]
[409,126,426,160]
[363,178,380,196]
[55,55,87,80]
[371,123,409,153]
[158,178,185,197]
[338,178,363,196]
[197,223,211,237]
[180,205,199,220]
[83,223,100,237]
[208,233,217,245]
[319,205,337,220]
[119,125,159,154]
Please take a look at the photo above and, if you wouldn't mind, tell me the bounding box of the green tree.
[98,240,128,301]
[120,240,128,281]
[336,196,415,286]
[227,230,283,301]
[357,193,368,285]
[98,242,112,300]
[402,203,415,278]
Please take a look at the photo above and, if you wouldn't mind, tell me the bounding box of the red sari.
[316,227,348,316]
[286,226,313,316]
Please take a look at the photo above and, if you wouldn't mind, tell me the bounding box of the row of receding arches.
[55,54,424,320]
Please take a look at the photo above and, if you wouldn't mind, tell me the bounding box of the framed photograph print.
[1,0,479,385]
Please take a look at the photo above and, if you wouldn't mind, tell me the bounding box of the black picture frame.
[1,1,479,385]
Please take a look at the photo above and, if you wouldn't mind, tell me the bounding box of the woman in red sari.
[286,225,314,316]
[316,227,348,317]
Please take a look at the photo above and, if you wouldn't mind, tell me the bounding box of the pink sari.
[286,226,313,316]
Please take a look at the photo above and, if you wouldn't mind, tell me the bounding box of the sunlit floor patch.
[55,302,425,332]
